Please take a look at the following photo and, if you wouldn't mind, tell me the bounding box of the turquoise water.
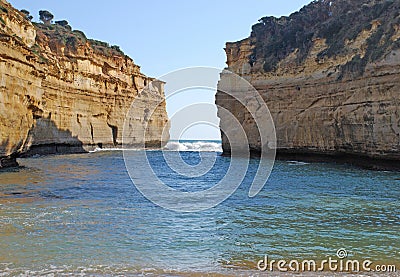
[0,144,399,275]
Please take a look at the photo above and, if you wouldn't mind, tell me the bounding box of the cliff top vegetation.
[250,0,400,77]
[15,8,126,58]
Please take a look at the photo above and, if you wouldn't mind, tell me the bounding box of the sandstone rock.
[0,0,169,167]
[216,0,400,168]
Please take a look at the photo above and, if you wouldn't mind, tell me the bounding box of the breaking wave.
[88,141,223,153]
[164,141,222,152]
[287,160,310,166]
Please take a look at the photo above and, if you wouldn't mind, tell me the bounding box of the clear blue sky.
[10,0,312,140]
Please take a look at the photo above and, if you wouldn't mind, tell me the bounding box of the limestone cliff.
[0,0,169,167]
[217,0,400,168]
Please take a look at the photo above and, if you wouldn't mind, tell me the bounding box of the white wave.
[88,141,223,153]
[164,141,222,152]
[288,160,310,166]
[89,148,126,153]
[89,148,146,153]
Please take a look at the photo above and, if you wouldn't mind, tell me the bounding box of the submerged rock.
[0,155,18,168]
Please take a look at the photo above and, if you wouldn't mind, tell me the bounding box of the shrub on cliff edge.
[39,10,53,25]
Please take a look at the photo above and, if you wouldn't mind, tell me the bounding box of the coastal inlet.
[0,144,399,275]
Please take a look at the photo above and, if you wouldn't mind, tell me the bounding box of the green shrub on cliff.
[20,9,33,21]
[39,10,53,25]
[72,30,87,40]
[252,0,400,77]
[88,39,125,56]
[55,20,72,31]
[27,7,125,58]
[89,39,109,48]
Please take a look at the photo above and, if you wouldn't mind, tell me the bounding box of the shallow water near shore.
[0,142,399,276]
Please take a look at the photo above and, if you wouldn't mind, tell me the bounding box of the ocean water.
[0,141,399,276]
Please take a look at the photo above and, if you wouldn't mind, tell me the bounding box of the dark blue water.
[0,148,399,275]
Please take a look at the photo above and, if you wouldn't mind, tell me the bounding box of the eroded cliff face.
[0,0,169,167]
[217,0,400,165]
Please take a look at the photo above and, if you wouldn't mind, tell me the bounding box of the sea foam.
[163,141,222,152]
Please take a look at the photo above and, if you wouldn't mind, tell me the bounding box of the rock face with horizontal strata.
[0,0,169,167]
[216,0,400,166]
